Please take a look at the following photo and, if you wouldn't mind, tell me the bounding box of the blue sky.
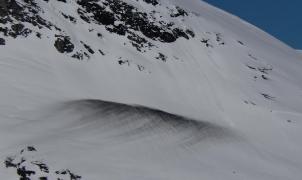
[203,0,302,49]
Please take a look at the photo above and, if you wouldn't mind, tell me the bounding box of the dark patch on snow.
[261,75,269,80]
[22,146,37,153]
[97,33,103,38]
[186,29,195,38]
[4,157,17,168]
[156,53,167,62]
[0,37,5,45]
[10,23,32,38]
[246,65,256,70]
[17,166,36,179]
[57,0,67,3]
[142,0,160,6]
[72,52,84,60]
[170,6,188,17]
[106,24,127,36]
[261,93,275,101]
[215,33,225,45]
[36,32,42,39]
[244,100,256,106]
[248,54,258,60]
[118,59,130,66]
[117,57,148,72]
[137,64,145,71]
[56,169,82,180]
[98,49,105,56]
[201,38,213,48]
[258,66,273,74]
[237,40,245,46]
[31,161,49,173]
[54,35,74,53]
[80,41,94,54]
[61,13,76,23]
[127,31,154,52]
[62,99,237,146]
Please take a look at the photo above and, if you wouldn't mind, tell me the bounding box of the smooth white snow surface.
[1,0,302,179]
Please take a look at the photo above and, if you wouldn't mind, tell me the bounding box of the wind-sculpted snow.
[61,99,234,144]
[1,99,236,180]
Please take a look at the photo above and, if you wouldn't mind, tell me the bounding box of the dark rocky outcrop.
[156,53,167,62]
[54,36,74,53]
[76,0,194,44]
[0,37,5,45]
[80,41,95,54]
[142,0,159,6]
[4,146,82,180]
[0,0,195,58]
[170,6,188,17]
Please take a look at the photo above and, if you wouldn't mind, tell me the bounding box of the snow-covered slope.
[1,0,302,180]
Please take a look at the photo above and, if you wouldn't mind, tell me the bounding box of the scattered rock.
[246,65,256,70]
[98,49,105,56]
[142,0,159,6]
[72,52,84,60]
[77,0,194,44]
[258,67,273,74]
[215,33,225,45]
[237,40,244,45]
[137,64,145,71]
[31,161,49,173]
[201,38,213,48]
[170,6,188,17]
[4,146,82,180]
[54,35,74,53]
[56,169,81,180]
[156,53,167,62]
[261,75,269,80]
[61,13,76,23]
[261,93,275,100]
[0,37,5,45]
[118,59,130,66]
[248,54,258,60]
[80,41,94,54]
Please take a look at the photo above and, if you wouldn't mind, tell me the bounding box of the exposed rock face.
[4,146,82,180]
[142,0,159,6]
[0,0,54,33]
[0,0,194,58]
[76,0,192,43]
[54,36,75,53]
[0,37,5,45]
[0,0,198,66]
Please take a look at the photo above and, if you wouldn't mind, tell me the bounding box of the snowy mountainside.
[1,0,302,180]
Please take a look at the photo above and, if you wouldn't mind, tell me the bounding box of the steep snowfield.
[1,0,302,179]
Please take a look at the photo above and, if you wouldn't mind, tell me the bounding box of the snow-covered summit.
[1,0,302,180]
